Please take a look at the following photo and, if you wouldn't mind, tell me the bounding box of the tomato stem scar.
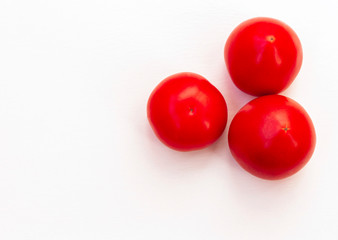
[283,126,290,133]
[267,35,275,42]
[188,107,194,115]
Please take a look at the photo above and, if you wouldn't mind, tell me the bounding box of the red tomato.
[147,72,228,151]
[228,95,316,180]
[224,17,303,96]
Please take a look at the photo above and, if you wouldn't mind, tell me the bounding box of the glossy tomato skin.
[224,17,303,96]
[147,72,228,151]
[228,95,315,180]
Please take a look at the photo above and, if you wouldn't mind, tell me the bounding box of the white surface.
[0,0,338,239]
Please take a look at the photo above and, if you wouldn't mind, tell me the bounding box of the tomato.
[228,95,316,180]
[224,17,303,96]
[147,72,228,151]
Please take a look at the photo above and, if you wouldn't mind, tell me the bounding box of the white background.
[0,0,338,239]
